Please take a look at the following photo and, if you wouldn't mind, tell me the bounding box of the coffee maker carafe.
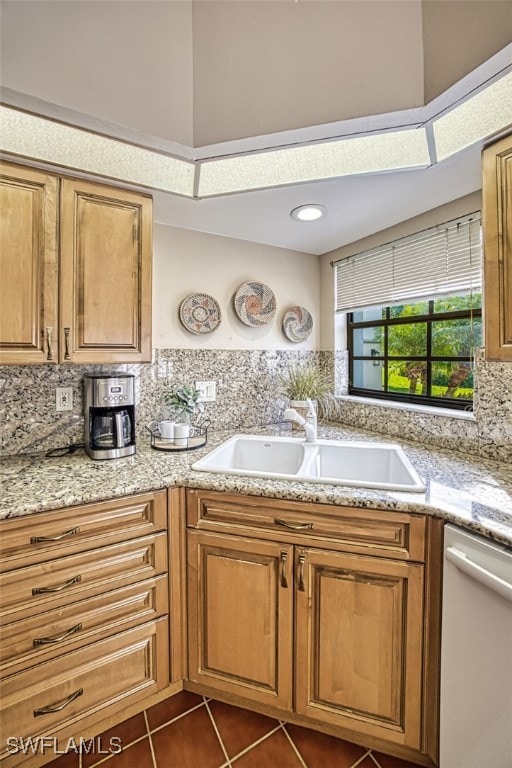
[84,374,136,459]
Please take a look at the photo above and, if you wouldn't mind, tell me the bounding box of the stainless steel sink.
[191,435,425,492]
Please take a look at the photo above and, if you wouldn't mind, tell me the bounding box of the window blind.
[334,212,482,313]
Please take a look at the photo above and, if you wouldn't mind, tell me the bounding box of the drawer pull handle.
[33,623,82,647]
[32,575,81,595]
[31,527,80,544]
[34,688,83,717]
[63,326,71,359]
[279,551,288,589]
[298,553,306,592]
[275,518,314,530]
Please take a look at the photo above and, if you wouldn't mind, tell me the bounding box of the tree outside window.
[348,293,481,410]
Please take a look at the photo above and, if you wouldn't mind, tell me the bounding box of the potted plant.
[164,385,204,424]
[279,364,340,424]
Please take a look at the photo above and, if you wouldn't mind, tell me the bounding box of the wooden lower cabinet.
[295,547,424,748]
[0,490,176,768]
[186,490,442,767]
[1,619,168,768]
[0,575,168,675]
[187,530,293,709]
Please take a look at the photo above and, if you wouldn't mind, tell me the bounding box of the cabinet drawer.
[0,574,168,675]
[0,533,167,623]
[187,490,426,561]
[0,491,167,571]
[0,618,169,767]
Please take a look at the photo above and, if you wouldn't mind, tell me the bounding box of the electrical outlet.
[56,386,73,412]
[195,380,216,402]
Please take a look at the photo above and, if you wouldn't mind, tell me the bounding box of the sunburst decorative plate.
[233,281,276,327]
[282,306,313,342]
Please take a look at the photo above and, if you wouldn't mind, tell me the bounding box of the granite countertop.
[1,422,511,548]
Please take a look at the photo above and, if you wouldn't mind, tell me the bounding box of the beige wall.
[319,190,483,350]
[156,192,483,354]
[422,1,512,102]
[0,1,194,145]
[192,0,424,146]
[153,224,320,350]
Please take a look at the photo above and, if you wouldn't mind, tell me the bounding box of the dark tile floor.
[46,691,423,768]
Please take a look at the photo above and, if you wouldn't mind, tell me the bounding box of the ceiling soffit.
[1,48,511,201]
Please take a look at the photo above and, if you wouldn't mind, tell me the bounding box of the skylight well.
[1,69,511,198]
[0,106,195,197]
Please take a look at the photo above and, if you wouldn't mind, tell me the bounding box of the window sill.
[336,394,476,421]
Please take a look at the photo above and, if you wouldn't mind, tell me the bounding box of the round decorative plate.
[233,281,276,327]
[282,306,313,342]
[179,293,221,334]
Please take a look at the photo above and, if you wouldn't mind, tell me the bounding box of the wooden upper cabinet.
[0,162,58,363]
[483,133,512,361]
[60,177,152,363]
[0,162,152,364]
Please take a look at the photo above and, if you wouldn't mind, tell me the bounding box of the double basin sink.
[192,434,425,493]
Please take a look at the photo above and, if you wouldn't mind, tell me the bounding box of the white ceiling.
[151,146,482,255]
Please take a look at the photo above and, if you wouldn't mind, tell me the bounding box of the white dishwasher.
[440,524,512,768]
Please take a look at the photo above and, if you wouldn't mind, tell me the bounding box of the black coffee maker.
[84,374,136,459]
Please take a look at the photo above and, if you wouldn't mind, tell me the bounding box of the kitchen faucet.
[283,398,317,443]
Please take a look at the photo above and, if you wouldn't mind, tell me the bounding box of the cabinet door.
[187,530,293,710]
[483,132,512,361]
[60,178,152,363]
[0,162,58,364]
[295,547,424,750]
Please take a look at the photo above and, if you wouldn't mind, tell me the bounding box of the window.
[348,293,481,409]
[334,212,482,411]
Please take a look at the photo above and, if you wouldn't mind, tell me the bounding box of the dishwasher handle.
[445,546,512,604]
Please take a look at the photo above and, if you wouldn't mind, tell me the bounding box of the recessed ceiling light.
[290,204,326,222]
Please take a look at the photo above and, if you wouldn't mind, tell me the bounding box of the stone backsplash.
[329,348,512,463]
[0,350,318,456]
[1,348,510,462]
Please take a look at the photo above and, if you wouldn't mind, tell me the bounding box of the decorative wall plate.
[234,281,276,327]
[179,293,221,334]
[282,306,313,342]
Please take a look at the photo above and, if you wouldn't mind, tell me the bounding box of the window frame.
[347,298,482,411]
